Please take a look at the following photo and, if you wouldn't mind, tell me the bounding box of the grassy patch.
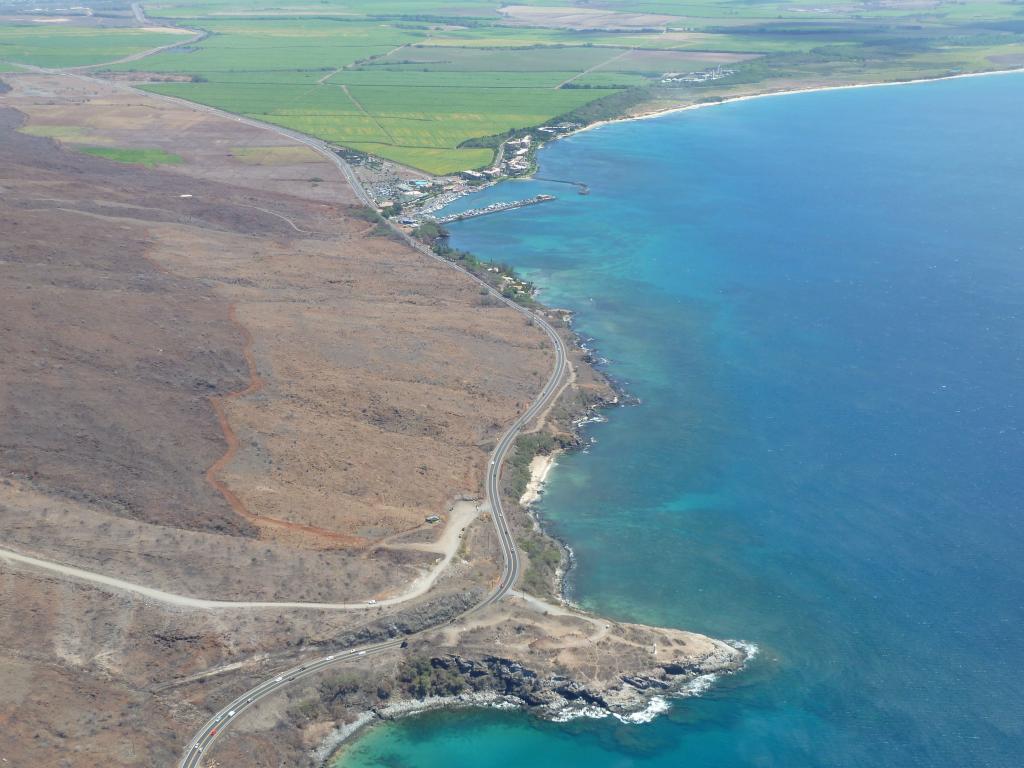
[0,25,188,68]
[19,123,95,142]
[79,146,184,167]
[229,145,321,164]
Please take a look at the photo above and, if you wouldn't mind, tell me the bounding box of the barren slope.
[0,72,550,767]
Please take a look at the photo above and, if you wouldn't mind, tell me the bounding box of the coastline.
[316,693,519,766]
[315,64,1024,768]
[320,640,753,768]
[563,67,1024,140]
[519,453,557,507]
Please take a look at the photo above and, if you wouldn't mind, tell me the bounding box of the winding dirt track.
[0,529,471,610]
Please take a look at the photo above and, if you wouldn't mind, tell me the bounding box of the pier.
[434,194,555,224]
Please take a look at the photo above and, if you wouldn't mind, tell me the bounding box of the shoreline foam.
[319,635,756,765]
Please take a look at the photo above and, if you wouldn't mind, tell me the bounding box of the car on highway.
[274,675,283,682]
[366,599,377,605]
[358,650,366,656]
[227,710,236,717]
[326,655,335,661]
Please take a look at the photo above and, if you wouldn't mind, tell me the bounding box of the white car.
[274,676,283,682]
[366,599,377,605]
[358,650,366,656]
[227,710,236,717]
[326,655,335,661]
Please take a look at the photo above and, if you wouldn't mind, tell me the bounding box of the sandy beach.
[567,67,1024,140]
[519,453,558,507]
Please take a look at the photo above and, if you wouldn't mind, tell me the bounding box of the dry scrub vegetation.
[0,72,550,766]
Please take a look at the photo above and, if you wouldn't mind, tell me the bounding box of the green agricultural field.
[143,0,500,18]
[7,0,1016,174]
[142,73,600,173]
[0,25,190,68]
[79,146,185,167]
[110,16,651,173]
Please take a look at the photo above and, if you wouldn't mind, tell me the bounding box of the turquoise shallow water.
[340,74,1024,767]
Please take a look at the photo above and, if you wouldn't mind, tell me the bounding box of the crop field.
[79,146,184,167]
[111,18,655,173]
[0,25,190,68]
[5,0,1019,174]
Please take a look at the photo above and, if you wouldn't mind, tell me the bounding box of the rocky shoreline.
[316,205,737,768]
[319,640,750,766]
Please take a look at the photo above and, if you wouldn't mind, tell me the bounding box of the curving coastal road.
[105,64,572,768]
[177,247,568,766]
[180,307,565,765]
[2,48,569,767]
[177,262,567,768]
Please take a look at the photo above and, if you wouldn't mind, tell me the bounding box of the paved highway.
[177,271,566,768]
[3,52,568,766]
[133,71,572,768]
[177,241,567,766]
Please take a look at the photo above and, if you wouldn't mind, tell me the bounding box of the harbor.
[433,194,556,224]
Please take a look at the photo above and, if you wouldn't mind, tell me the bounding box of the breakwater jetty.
[434,194,555,224]
[534,177,590,195]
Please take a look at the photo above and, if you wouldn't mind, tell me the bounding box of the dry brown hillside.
[0,72,550,766]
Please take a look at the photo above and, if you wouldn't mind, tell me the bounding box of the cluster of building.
[459,124,579,182]
[385,179,435,204]
[459,167,502,182]
[503,134,533,175]
[486,266,533,298]
[537,123,579,135]
[459,136,532,182]
[352,120,585,226]
[661,65,737,85]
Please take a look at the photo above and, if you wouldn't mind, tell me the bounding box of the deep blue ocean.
[340,74,1024,767]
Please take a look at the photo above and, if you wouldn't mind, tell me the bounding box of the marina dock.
[434,194,555,224]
